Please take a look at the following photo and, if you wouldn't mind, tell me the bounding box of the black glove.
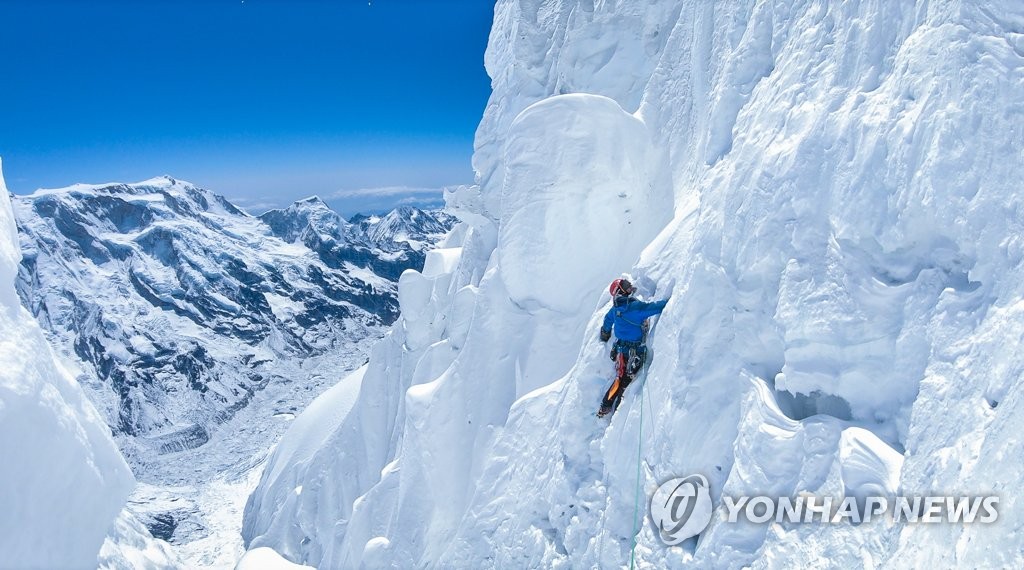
[599,328,611,342]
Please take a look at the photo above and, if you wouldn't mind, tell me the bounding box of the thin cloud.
[229,196,284,214]
[391,195,448,208]
[330,186,445,199]
[395,195,445,206]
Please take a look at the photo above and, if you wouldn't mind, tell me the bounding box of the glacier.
[237,0,1024,567]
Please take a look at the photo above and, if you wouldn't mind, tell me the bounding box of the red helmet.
[609,278,633,297]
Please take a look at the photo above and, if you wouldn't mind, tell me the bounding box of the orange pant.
[601,352,634,411]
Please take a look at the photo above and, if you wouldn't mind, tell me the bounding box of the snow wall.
[243,1,1024,567]
[0,158,136,567]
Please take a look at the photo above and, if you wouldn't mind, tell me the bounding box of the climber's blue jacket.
[601,295,668,343]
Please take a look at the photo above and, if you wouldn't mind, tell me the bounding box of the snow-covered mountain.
[13,177,452,469]
[349,206,456,253]
[261,199,455,288]
[242,1,1024,568]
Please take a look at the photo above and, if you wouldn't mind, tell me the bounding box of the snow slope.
[244,0,1024,567]
[0,158,136,567]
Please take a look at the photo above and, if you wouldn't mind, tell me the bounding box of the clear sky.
[0,0,495,215]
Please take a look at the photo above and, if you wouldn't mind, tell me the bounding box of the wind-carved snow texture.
[0,159,137,568]
[244,1,1024,568]
[13,178,453,467]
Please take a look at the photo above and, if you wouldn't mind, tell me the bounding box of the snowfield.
[242,0,1024,568]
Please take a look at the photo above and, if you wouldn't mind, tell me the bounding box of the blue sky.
[0,0,494,215]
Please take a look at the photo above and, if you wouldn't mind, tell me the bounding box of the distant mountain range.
[12,176,453,466]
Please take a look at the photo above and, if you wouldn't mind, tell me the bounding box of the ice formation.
[244,1,1024,567]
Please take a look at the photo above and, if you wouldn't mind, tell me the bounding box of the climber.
[597,278,669,418]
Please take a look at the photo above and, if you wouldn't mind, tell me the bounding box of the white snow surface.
[244,1,1024,568]
[0,158,136,567]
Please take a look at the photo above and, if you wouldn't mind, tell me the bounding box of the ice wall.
[244,1,1024,567]
[0,158,136,567]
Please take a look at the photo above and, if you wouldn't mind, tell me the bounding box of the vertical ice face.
[497,93,672,315]
[0,158,135,567]
[245,1,1024,568]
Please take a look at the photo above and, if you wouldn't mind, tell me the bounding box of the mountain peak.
[136,174,185,188]
[293,195,329,207]
[259,196,348,244]
[31,175,190,194]
[351,206,455,251]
